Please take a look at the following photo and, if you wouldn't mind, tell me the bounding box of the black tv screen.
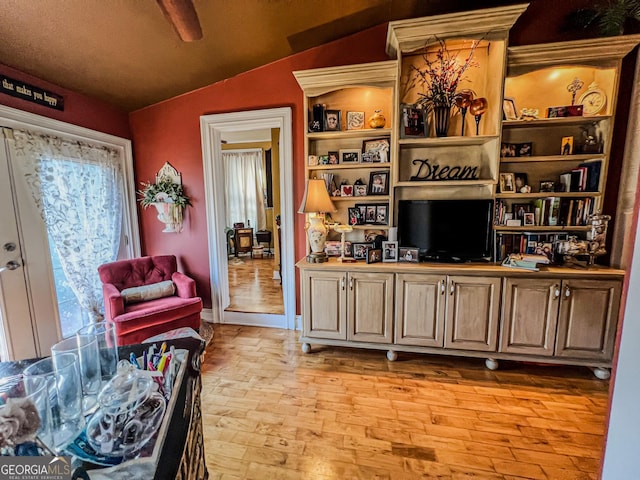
[397,199,493,262]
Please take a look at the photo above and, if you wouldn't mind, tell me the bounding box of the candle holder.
[469,97,488,135]
[333,224,355,262]
[454,90,474,136]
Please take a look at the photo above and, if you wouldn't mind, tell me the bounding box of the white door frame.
[0,104,140,358]
[200,107,295,329]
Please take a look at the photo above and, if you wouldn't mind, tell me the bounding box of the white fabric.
[222,150,266,231]
[12,129,124,322]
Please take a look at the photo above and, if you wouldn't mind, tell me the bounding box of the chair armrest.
[172,272,197,298]
[103,283,124,320]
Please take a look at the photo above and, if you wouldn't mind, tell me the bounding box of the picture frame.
[513,203,532,220]
[346,111,365,130]
[339,149,360,164]
[365,205,377,223]
[327,151,339,165]
[353,184,367,197]
[340,184,353,197]
[348,207,362,226]
[356,204,367,220]
[399,247,419,263]
[503,97,518,121]
[352,242,373,260]
[368,171,389,195]
[500,143,517,158]
[499,173,516,193]
[382,241,398,262]
[561,136,574,155]
[364,229,386,242]
[400,103,428,138]
[362,138,390,163]
[517,142,532,157]
[374,204,388,225]
[523,212,536,226]
[324,110,341,131]
[361,152,376,163]
[366,248,382,264]
[308,155,318,166]
[514,172,528,192]
[540,180,555,192]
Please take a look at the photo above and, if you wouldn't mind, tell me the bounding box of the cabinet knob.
[440,280,445,295]
[341,276,345,290]
[553,285,560,299]
[449,281,455,295]
[565,285,571,297]
[349,278,354,290]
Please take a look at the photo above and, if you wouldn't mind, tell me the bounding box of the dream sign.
[410,158,479,181]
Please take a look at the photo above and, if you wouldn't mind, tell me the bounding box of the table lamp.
[298,178,337,263]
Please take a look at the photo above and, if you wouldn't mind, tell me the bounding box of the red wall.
[129,23,390,309]
[0,63,131,139]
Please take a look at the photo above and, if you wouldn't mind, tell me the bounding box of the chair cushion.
[98,255,177,291]
[121,280,175,304]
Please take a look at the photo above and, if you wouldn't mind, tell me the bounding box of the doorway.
[0,105,139,360]
[200,107,295,328]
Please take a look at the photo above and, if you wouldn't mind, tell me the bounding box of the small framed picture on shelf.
[523,212,536,226]
[382,241,398,263]
[362,138,390,163]
[308,155,318,166]
[513,203,532,221]
[328,151,339,165]
[348,207,362,226]
[361,152,376,163]
[324,110,341,131]
[561,136,574,155]
[500,143,517,158]
[540,180,555,192]
[503,97,518,121]
[356,204,367,220]
[499,173,516,193]
[365,205,377,223]
[517,142,532,157]
[374,204,388,225]
[353,184,367,197]
[339,149,360,163]
[318,155,329,165]
[399,247,419,263]
[400,103,428,138]
[340,184,353,197]
[514,172,528,192]
[366,248,382,264]
[346,111,365,130]
[368,171,389,195]
[352,242,373,260]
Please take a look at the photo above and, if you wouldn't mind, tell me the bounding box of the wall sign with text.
[410,158,479,181]
[0,75,64,111]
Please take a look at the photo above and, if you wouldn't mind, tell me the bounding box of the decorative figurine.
[567,77,584,106]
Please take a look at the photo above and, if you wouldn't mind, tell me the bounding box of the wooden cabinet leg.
[485,358,499,370]
[301,343,311,354]
[592,367,610,380]
[386,350,397,361]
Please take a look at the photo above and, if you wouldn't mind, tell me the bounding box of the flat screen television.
[397,199,493,262]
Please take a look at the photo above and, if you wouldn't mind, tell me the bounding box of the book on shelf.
[495,232,569,262]
[579,160,601,192]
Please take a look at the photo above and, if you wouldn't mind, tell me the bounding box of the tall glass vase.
[433,105,451,137]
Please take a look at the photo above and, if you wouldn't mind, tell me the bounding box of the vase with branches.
[138,176,191,232]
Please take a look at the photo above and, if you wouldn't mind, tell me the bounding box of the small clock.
[578,82,607,115]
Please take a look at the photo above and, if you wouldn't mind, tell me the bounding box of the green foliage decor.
[138,176,192,208]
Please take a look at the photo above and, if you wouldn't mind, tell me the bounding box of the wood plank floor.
[226,256,283,314]
[201,325,609,479]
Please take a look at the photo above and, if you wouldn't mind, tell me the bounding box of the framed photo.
[368,171,389,195]
[352,242,373,260]
[343,241,353,257]
[362,138,390,163]
[364,229,385,242]
[400,103,428,138]
[339,149,360,163]
[356,204,367,220]
[365,205,377,223]
[324,110,341,131]
[346,111,365,130]
[540,180,555,192]
[513,203,532,220]
[500,143,517,158]
[353,184,367,197]
[514,172,528,192]
[366,248,382,264]
[374,204,388,225]
[382,241,398,262]
[328,151,339,165]
[308,155,318,166]
[361,152,376,163]
[340,184,353,197]
[517,142,532,157]
[399,247,419,263]
[348,207,362,226]
[561,136,574,155]
[499,173,516,193]
[503,97,518,120]
[523,212,536,226]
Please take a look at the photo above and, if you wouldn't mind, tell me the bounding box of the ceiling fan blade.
[156,0,203,41]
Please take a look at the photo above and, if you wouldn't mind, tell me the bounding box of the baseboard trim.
[201,308,214,323]
[222,311,287,329]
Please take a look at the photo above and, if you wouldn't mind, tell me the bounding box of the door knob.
[0,260,21,273]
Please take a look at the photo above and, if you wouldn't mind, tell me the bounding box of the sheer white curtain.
[11,129,124,322]
[223,150,266,231]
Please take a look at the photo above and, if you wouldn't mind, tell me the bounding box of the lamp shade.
[298,179,337,214]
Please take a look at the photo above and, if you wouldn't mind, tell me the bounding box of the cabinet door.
[556,279,621,360]
[301,270,347,340]
[444,276,501,352]
[347,272,394,344]
[500,278,559,356]
[395,273,445,347]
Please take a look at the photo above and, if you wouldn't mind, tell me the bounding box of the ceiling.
[0,0,522,112]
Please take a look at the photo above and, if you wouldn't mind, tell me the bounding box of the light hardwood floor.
[201,325,609,479]
[226,256,284,314]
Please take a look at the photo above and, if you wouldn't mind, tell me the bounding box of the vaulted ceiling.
[0,0,525,111]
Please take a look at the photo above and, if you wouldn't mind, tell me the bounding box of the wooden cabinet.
[300,269,393,345]
[234,228,253,256]
[395,273,445,347]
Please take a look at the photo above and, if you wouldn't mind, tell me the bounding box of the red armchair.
[98,255,202,346]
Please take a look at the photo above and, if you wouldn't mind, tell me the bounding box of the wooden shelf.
[500,154,605,163]
[496,192,600,199]
[502,116,611,129]
[396,179,495,188]
[330,195,390,202]
[494,225,591,232]
[352,225,390,230]
[399,135,499,147]
[309,163,391,171]
[307,128,392,140]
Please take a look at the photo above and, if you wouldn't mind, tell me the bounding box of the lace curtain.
[223,150,266,231]
[11,129,124,322]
